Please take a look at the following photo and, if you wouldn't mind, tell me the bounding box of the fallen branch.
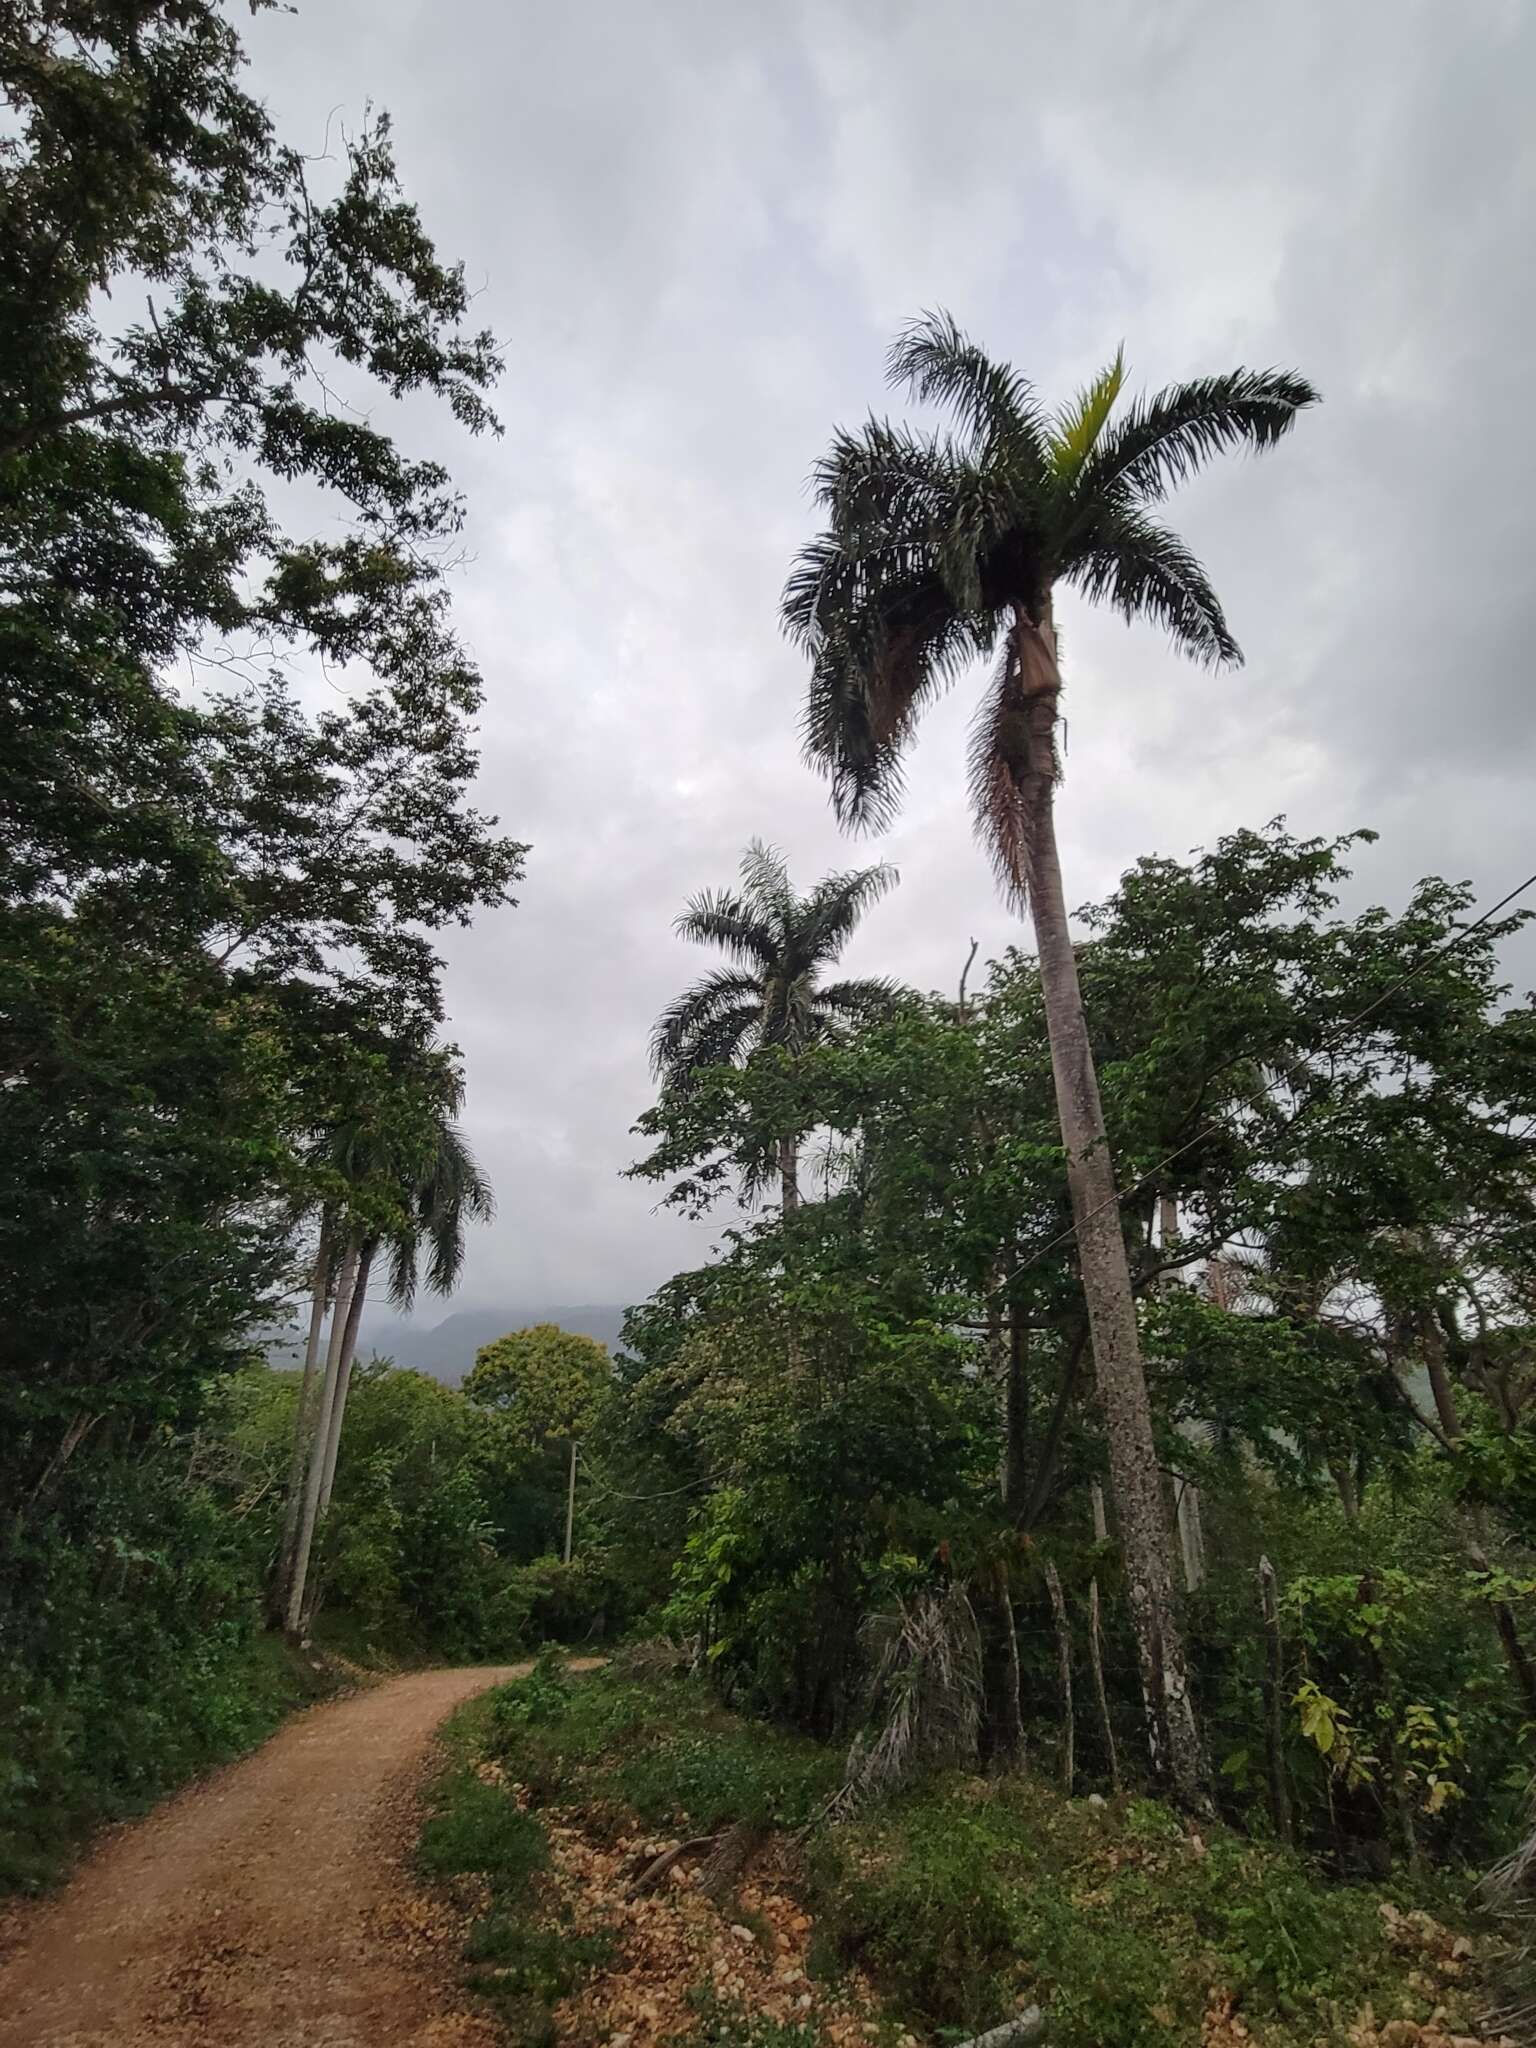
[626,1832,719,1898]
[953,2006,1047,2048]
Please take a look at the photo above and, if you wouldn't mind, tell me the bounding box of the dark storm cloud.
[242,0,1536,1319]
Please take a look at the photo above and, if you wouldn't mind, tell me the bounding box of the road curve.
[0,1662,534,2046]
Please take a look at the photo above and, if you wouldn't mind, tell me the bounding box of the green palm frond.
[783,313,1315,893]
[800,860,900,962]
[815,976,907,1025]
[1082,367,1319,506]
[650,968,766,1081]
[886,309,1048,472]
[1047,347,1126,485]
[738,839,795,927]
[674,887,777,970]
[1063,510,1241,668]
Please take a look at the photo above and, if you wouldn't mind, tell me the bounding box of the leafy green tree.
[782,312,1317,1805]
[650,839,902,1210]
[2,0,519,1519]
[465,1325,611,1447]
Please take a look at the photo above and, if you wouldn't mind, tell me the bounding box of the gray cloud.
[243,0,1536,1322]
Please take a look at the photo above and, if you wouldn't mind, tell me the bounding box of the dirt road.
[0,1663,534,2046]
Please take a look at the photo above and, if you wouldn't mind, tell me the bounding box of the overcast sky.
[244,0,1536,1325]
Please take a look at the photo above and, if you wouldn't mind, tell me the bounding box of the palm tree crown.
[782,312,1318,901]
[650,838,900,1094]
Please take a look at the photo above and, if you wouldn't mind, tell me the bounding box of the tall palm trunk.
[1019,605,1209,1810]
[778,1134,801,1215]
[272,1224,332,1621]
[284,1239,358,1639]
[315,1237,374,1522]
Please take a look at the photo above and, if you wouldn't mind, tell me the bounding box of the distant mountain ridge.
[353,1304,629,1384]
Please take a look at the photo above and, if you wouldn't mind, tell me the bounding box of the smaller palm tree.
[651,839,900,1210]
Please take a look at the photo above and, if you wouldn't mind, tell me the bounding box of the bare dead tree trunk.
[26,1409,102,1508]
[1257,1555,1293,1845]
[1159,1195,1206,1593]
[273,1226,333,1620]
[994,1567,1027,1769]
[284,1239,358,1639]
[1018,606,1208,1811]
[1045,1560,1075,1794]
[1087,1577,1120,1792]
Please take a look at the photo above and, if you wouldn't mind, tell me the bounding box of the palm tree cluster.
[276,1055,494,1636]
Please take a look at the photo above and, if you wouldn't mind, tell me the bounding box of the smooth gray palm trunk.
[273,1229,332,1619]
[284,1240,358,1638]
[1019,608,1210,1811]
[315,1238,374,1523]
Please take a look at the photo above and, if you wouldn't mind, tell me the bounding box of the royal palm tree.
[651,839,900,1211]
[782,312,1317,1806]
[281,1070,493,1637]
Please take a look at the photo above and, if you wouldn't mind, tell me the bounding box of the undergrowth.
[442,1657,1494,2048]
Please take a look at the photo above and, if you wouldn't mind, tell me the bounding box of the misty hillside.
[353,1305,629,1383]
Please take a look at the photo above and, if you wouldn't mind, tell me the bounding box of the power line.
[986,865,1536,1301]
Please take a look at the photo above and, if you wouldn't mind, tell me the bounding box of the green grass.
[482,1657,838,1833]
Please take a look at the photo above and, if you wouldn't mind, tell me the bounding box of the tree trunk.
[284,1239,359,1639]
[1257,1555,1293,1845]
[315,1238,374,1521]
[778,1134,800,1215]
[1045,1560,1075,1795]
[1018,605,1209,1811]
[1158,1195,1207,1594]
[980,1565,1027,1770]
[1087,1577,1120,1792]
[273,1227,333,1621]
[1328,1458,1360,1520]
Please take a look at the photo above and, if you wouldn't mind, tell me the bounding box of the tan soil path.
[0,1662,548,2046]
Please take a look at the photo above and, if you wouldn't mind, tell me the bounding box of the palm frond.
[802,602,993,833]
[674,887,777,971]
[1083,366,1319,505]
[966,626,1061,913]
[1047,347,1126,485]
[886,309,1049,472]
[738,839,795,926]
[1063,510,1241,668]
[814,976,907,1026]
[649,969,765,1083]
[800,861,900,963]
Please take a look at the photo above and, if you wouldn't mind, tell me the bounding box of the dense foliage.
[0,0,524,1877]
[613,822,1536,1874]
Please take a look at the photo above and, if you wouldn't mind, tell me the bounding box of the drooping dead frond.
[967,622,1061,914]
[827,1582,983,1822]
[1479,1812,1536,2037]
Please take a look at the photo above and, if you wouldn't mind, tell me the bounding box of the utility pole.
[563,1438,578,1565]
